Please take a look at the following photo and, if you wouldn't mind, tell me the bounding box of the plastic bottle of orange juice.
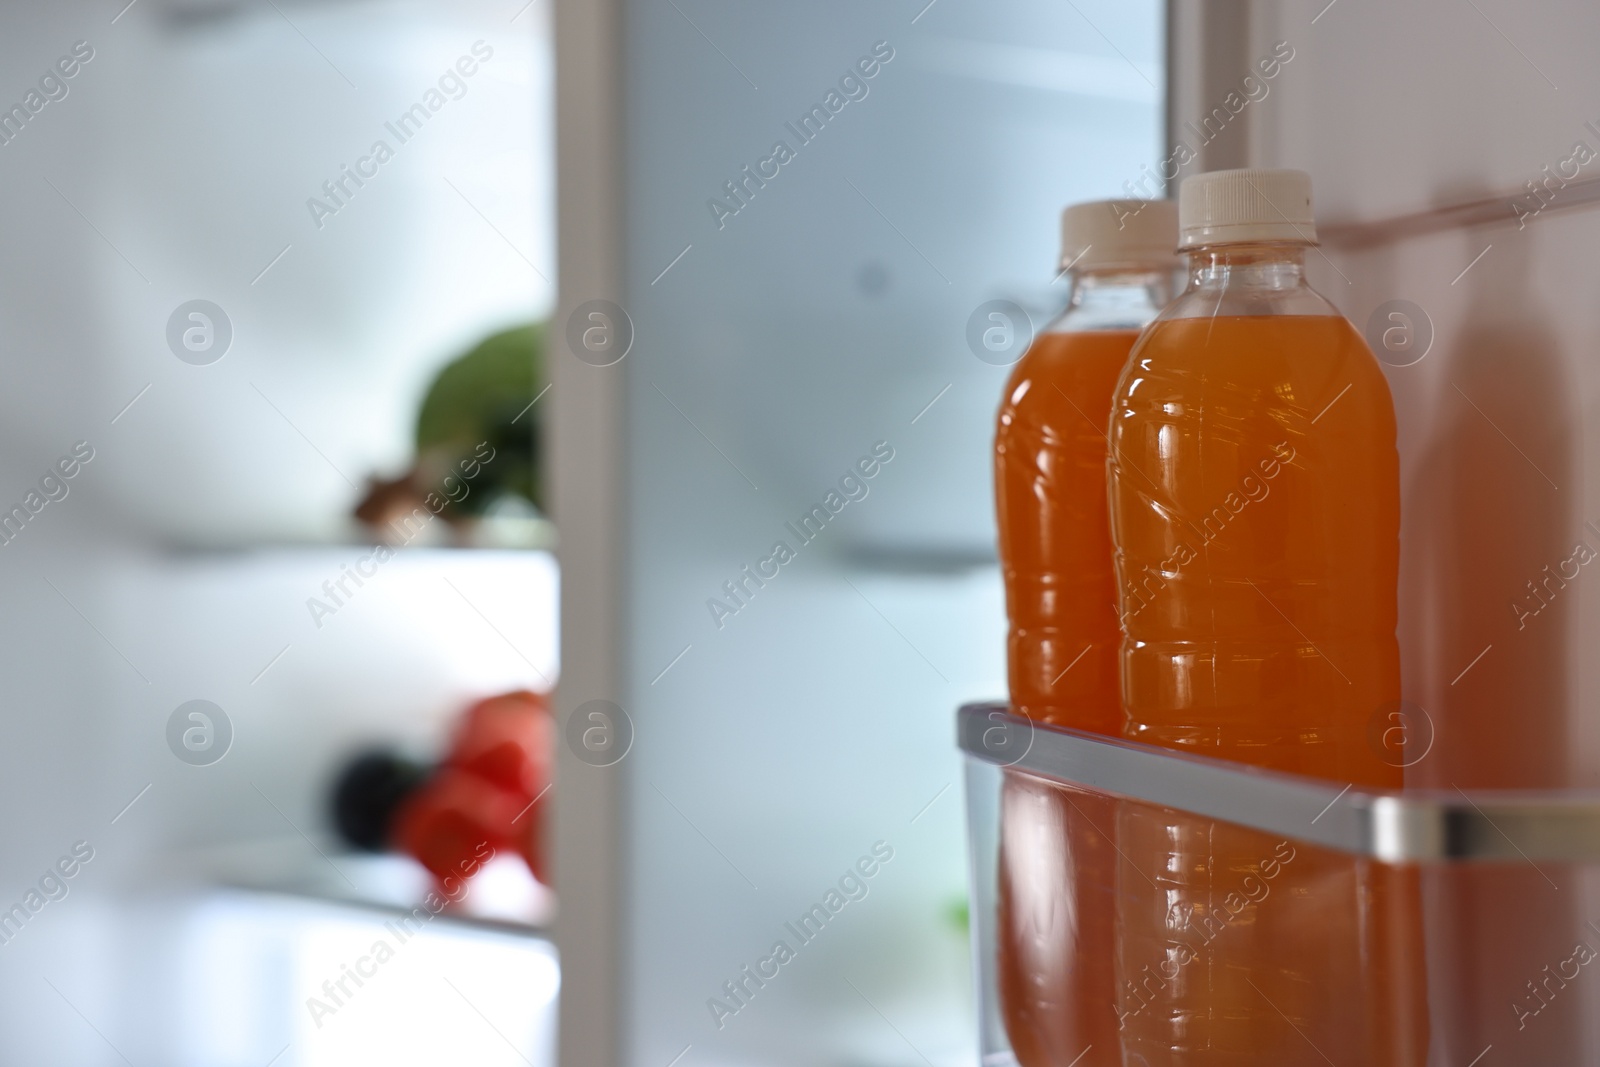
[1107,169,1427,1066]
[993,198,1176,1067]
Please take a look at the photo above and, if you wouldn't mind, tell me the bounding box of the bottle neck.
[1054,267,1172,332]
[1183,242,1308,295]
[1161,241,1336,320]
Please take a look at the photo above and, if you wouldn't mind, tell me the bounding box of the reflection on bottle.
[997,771,1118,1067]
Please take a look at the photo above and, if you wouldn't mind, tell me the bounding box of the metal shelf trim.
[958,703,1600,864]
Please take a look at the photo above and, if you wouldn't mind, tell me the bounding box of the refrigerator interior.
[0,1,558,1064]
[11,0,1598,1063]
[551,1,1165,1065]
[555,1,1600,1064]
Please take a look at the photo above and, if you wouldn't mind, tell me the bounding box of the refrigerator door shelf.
[958,702,1600,863]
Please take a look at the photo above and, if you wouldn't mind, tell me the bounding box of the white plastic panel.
[1207,2,1600,1060]
[560,1,1166,1064]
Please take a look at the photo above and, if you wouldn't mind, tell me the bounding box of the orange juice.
[996,329,1139,733]
[995,330,1135,1067]
[993,198,1176,1067]
[1113,315,1400,776]
[997,772,1118,1067]
[1106,170,1427,1066]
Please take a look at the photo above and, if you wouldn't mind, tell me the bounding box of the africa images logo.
[0,40,95,149]
[705,442,894,630]
[305,41,495,230]
[706,841,894,1030]
[706,41,895,231]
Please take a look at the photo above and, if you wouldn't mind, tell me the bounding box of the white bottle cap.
[1177,168,1316,249]
[1060,199,1178,272]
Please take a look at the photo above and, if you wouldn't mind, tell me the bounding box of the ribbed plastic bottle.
[1106,169,1428,1066]
[993,198,1176,1067]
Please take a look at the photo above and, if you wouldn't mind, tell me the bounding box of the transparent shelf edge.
[957,702,1600,864]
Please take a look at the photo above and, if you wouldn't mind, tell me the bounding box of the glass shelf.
[960,703,1600,1065]
[958,702,1600,863]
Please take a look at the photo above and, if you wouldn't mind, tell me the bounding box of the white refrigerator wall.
[1192,0,1600,1059]
[550,1,1163,1064]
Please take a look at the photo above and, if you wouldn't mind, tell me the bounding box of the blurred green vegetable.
[414,322,543,516]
